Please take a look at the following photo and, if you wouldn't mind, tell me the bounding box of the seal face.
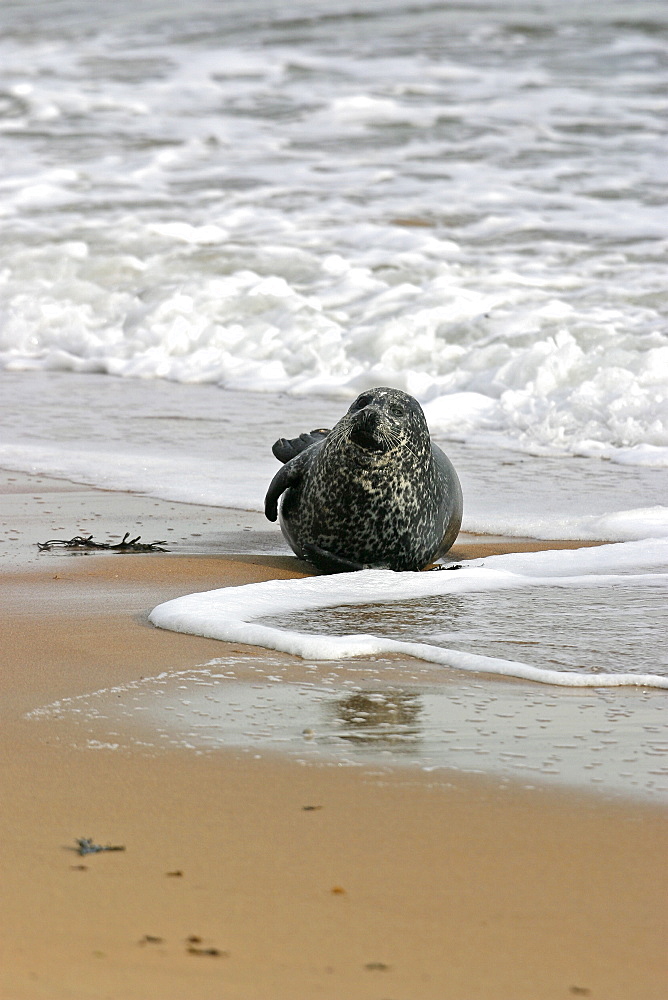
[265,387,463,573]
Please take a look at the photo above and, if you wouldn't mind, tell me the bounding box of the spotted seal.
[264,387,463,573]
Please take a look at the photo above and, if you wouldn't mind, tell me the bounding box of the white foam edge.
[149,541,668,689]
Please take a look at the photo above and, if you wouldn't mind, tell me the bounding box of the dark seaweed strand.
[75,837,126,856]
[38,532,168,552]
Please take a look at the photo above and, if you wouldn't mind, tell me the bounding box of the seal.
[264,387,463,573]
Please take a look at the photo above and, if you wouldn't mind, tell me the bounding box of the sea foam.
[149,540,668,689]
[1,1,667,465]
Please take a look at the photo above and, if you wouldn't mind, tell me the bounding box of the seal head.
[265,387,462,573]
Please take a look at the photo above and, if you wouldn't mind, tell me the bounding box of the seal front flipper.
[272,428,330,464]
[264,452,309,522]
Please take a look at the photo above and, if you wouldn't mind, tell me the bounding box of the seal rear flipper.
[301,542,367,574]
[272,428,330,463]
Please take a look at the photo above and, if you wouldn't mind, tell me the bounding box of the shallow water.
[6,369,665,797]
[268,582,668,678]
[27,659,668,803]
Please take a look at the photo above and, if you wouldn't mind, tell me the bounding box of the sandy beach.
[1,471,666,1000]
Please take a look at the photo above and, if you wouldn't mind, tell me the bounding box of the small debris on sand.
[185,936,228,957]
[75,837,126,856]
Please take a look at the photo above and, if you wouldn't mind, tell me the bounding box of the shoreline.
[2,471,666,998]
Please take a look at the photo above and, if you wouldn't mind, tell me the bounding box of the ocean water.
[2,1,667,795]
[1,0,667,462]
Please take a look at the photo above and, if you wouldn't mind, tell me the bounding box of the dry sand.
[0,472,666,999]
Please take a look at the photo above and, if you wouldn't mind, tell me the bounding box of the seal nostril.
[350,392,373,412]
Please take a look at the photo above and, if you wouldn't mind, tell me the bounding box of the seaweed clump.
[38,532,168,553]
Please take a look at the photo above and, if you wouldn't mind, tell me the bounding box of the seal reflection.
[330,690,424,750]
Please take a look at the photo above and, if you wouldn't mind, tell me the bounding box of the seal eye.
[352,393,373,411]
[389,404,405,418]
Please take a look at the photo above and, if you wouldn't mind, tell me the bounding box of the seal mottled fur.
[264,387,462,573]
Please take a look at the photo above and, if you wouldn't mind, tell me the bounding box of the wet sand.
[1,472,666,999]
